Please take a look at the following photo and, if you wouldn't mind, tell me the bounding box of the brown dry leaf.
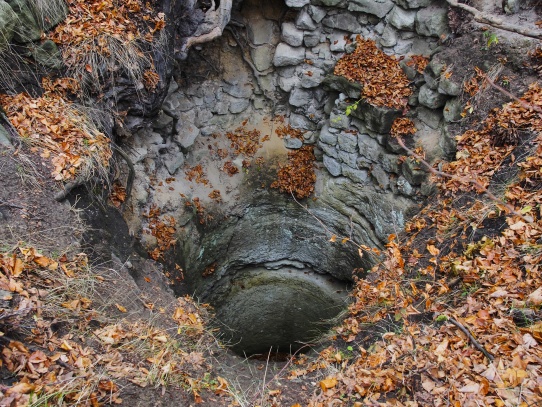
[215,376,228,395]
[528,286,542,305]
[6,382,36,395]
[115,303,127,313]
[11,256,24,277]
[426,244,440,256]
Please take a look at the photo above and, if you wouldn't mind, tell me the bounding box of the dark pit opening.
[208,266,351,357]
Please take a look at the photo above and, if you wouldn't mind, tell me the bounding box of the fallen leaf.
[6,382,36,395]
[115,303,127,313]
[319,377,337,391]
[459,382,480,393]
[528,286,542,305]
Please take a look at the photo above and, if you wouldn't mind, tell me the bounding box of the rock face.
[120,0,464,354]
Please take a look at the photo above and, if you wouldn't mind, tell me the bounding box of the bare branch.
[447,0,542,39]
[482,74,542,116]
[446,316,495,361]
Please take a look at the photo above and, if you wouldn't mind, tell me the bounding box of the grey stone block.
[308,5,326,23]
[358,133,384,161]
[289,87,313,107]
[323,155,342,176]
[319,141,339,158]
[348,0,394,18]
[395,0,432,9]
[443,98,462,122]
[322,12,362,32]
[338,132,358,153]
[6,0,40,43]
[248,18,279,46]
[371,165,390,190]
[251,45,275,72]
[349,100,402,133]
[342,165,369,183]
[300,67,324,88]
[290,113,317,130]
[338,150,357,167]
[229,97,250,114]
[387,5,416,30]
[415,6,450,38]
[284,136,303,149]
[402,157,426,185]
[285,0,310,7]
[296,8,317,31]
[418,84,449,109]
[273,43,306,66]
[330,111,351,130]
[281,22,304,47]
[0,1,18,49]
[318,124,338,145]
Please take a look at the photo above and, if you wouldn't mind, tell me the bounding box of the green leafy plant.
[483,31,499,48]
[345,99,361,116]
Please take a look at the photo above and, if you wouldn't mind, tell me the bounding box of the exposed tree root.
[112,144,135,209]
[447,0,542,39]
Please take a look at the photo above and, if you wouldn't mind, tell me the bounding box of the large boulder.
[0,0,17,49]
[31,0,68,31]
[30,39,63,69]
[5,0,40,42]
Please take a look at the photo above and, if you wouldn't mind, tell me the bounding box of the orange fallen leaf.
[12,257,23,277]
[115,303,127,313]
[319,377,337,391]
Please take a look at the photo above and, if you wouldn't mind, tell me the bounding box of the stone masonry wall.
[130,0,463,249]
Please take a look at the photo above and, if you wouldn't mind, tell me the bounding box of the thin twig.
[0,200,24,209]
[447,316,495,361]
[395,137,532,224]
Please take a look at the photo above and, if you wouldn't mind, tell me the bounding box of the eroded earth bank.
[1,0,542,406]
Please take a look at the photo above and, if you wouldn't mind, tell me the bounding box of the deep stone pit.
[125,0,467,357]
[174,181,370,356]
[211,266,349,355]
